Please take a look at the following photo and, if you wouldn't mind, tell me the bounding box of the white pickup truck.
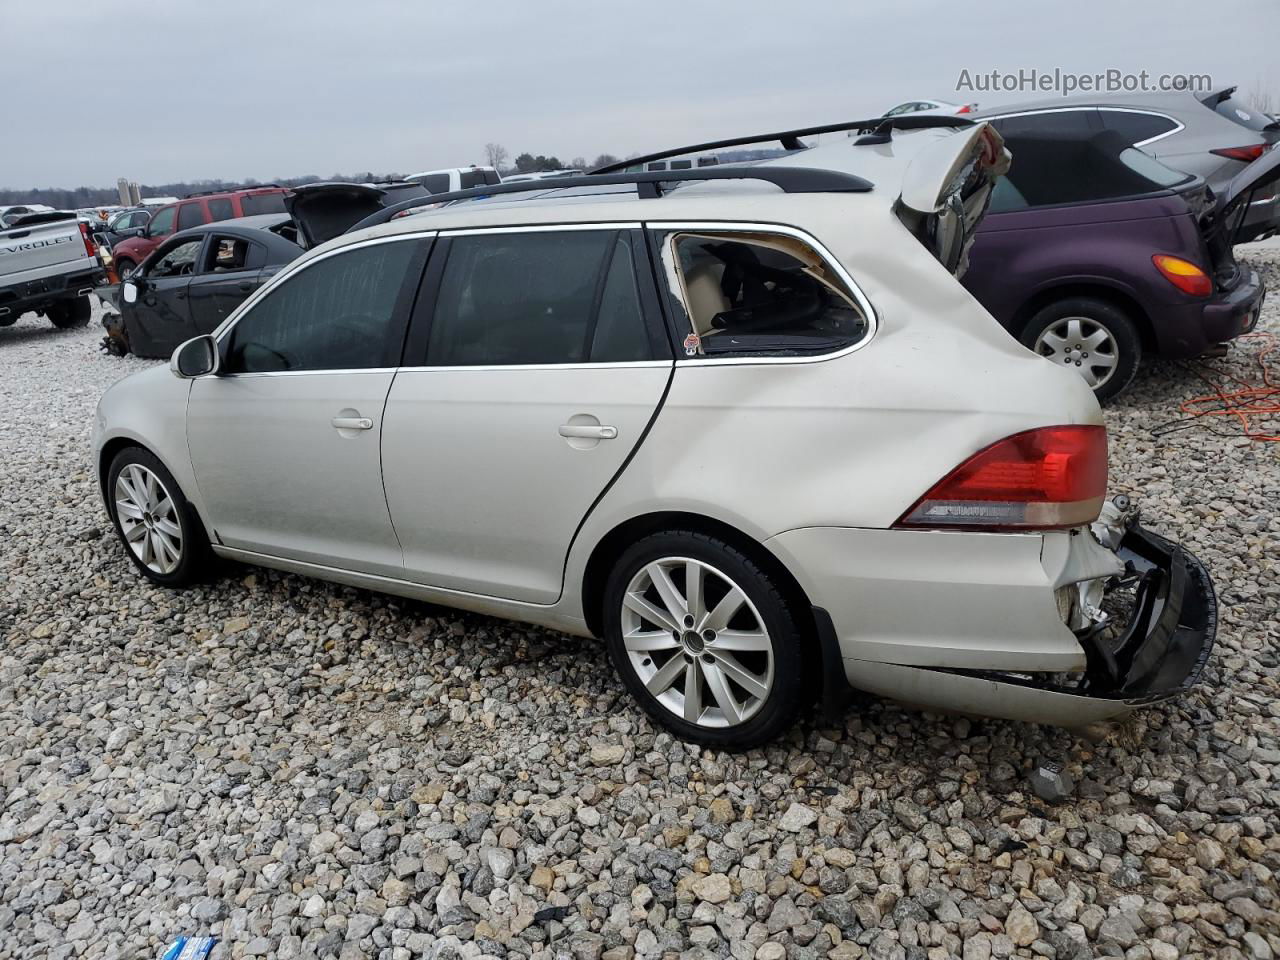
[0,211,106,328]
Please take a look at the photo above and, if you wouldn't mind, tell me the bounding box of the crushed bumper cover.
[818,522,1217,727]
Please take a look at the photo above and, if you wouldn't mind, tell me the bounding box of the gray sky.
[3,0,1277,188]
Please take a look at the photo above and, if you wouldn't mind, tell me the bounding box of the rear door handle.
[558,423,617,440]
[332,417,373,431]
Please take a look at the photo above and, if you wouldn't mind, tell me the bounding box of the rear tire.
[1020,297,1141,402]
[107,447,213,587]
[603,530,807,748]
[48,295,92,329]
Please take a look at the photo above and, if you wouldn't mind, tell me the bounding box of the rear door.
[381,224,673,603]
[186,233,268,333]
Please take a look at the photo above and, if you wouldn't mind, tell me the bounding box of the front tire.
[1020,297,1141,402]
[107,447,212,587]
[48,295,92,328]
[603,531,807,748]
[115,258,136,278]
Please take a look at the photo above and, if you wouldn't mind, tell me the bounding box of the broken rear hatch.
[284,181,432,249]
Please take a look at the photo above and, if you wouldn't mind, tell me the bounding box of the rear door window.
[417,173,451,194]
[657,229,870,357]
[424,229,657,366]
[177,202,208,231]
[207,197,234,221]
[1099,110,1179,144]
[203,236,264,273]
[239,193,287,215]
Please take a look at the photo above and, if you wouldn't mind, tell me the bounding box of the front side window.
[148,239,202,277]
[147,206,176,237]
[177,202,208,231]
[660,230,869,357]
[223,240,417,373]
[426,229,653,366]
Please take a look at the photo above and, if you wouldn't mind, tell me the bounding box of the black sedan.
[103,215,302,358]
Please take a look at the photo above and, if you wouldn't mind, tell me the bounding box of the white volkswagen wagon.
[92,121,1216,747]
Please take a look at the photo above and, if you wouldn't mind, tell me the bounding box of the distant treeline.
[0,173,403,209]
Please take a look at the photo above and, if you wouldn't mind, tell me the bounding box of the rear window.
[1207,93,1275,132]
[459,169,499,189]
[660,230,869,358]
[240,193,287,215]
[1099,110,1179,144]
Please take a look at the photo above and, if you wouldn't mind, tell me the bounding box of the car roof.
[970,90,1210,119]
[329,127,958,249]
[163,214,300,259]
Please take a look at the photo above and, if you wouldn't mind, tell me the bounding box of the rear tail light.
[895,425,1108,531]
[1210,144,1267,163]
[78,222,98,260]
[956,104,974,114]
[1152,254,1213,297]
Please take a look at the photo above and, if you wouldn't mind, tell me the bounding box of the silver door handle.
[559,423,617,440]
[332,417,373,431]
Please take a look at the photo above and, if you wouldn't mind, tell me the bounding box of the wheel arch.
[1012,281,1157,353]
[97,436,212,539]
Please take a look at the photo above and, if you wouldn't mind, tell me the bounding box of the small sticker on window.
[683,333,701,357]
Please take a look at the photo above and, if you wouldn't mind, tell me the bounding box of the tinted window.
[207,197,234,221]
[240,193,287,215]
[417,174,451,194]
[1099,110,1178,144]
[1208,94,1275,132]
[148,206,176,237]
[149,239,202,277]
[224,240,416,373]
[995,132,1177,207]
[426,230,650,366]
[460,170,491,189]
[993,109,1096,138]
[177,202,207,231]
[664,231,868,357]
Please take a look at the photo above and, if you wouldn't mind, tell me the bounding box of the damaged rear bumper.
[810,520,1217,727]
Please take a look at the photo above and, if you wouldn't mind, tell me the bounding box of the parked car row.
[94,115,1230,746]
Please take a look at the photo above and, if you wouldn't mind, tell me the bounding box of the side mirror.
[121,280,139,303]
[170,335,220,379]
[131,226,146,238]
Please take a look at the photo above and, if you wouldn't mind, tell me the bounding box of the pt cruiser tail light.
[895,425,1107,531]
[1152,254,1213,297]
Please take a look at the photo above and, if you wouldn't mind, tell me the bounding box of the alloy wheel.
[1033,316,1120,389]
[114,463,183,575]
[620,557,774,728]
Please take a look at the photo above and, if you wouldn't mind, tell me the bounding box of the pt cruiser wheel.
[1021,297,1141,402]
[604,531,805,748]
[107,447,212,587]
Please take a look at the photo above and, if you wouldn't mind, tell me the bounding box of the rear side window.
[240,193,287,215]
[1206,93,1275,132]
[207,197,234,221]
[177,202,208,231]
[1099,110,1179,144]
[224,240,417,373]
[992,133,1184,208]
[203,236,263,273]
[659,230,869,357]
[416,173,451,194]
[425,229,653,366]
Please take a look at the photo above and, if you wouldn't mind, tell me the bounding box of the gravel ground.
[1,253,1278,960]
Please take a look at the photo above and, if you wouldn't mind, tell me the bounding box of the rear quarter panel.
[964,195,1207,351]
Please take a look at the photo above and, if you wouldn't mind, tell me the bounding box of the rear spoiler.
[4,210,77,229]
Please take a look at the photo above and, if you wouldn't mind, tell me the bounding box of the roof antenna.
[854,121,893,146]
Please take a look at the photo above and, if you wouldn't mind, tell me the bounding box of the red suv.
[110,187,289,275]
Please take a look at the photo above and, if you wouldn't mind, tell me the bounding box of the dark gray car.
[971,87,1279,241]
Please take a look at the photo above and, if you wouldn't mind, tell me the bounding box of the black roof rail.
[346,166,873,234]
[591,115,974,174]
[182,183,285,199]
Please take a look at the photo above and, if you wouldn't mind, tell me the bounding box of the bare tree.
[1246,86,1274,117]
[484,143,509,171]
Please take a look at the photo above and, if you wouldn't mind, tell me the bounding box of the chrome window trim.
[215,367,399,380]
[649,219,878,368]
[438,222,642,237]
[979,106,1185,148]
[395,360,673,373]
[212,230,438,345]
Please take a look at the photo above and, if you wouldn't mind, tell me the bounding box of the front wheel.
[603,531,807,748]
[114,258,136,278]
[107,447,212,587]
[1020,298,1141,402]
[48,295,92,328]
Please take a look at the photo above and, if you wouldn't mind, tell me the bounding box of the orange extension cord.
[1157,332,1280,443]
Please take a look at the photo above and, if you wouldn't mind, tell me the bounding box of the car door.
[186,235,430,577]
[381,225,673,603]
[186,234,267,333]
[124,236,202,356]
